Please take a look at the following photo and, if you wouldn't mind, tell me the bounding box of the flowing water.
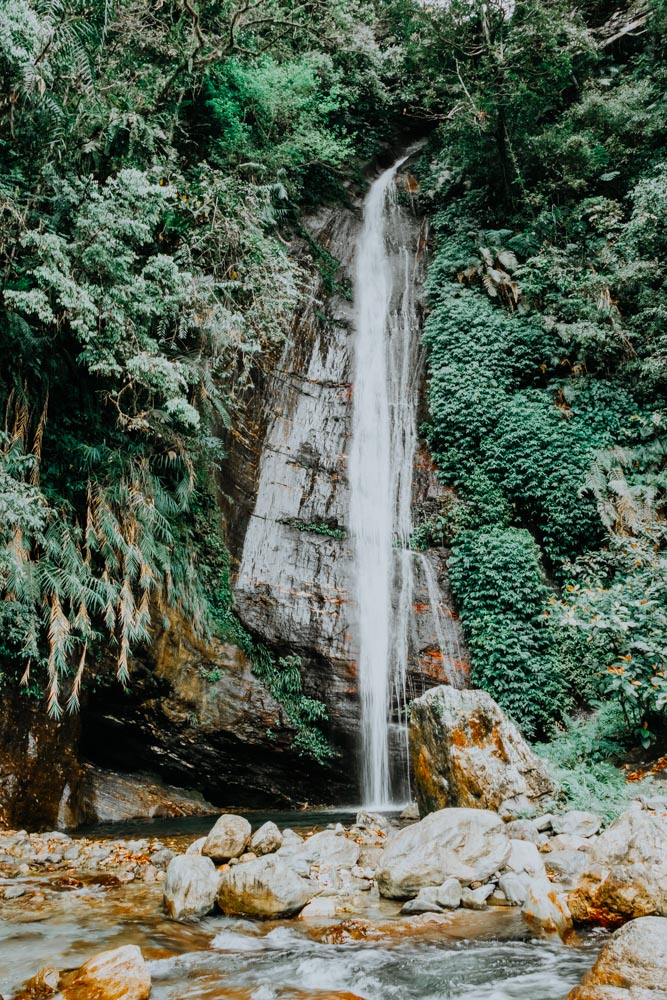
[0,856,603,1000]
[349,155,424,808]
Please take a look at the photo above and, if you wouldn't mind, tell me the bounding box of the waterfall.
[349,156,422,807]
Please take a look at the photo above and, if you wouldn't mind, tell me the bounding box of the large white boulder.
[566,916,667,999]
[522,878,573,939]
[376,807,510,899]
[217,855,316,918]
[163,855,219,919]
[552,811,601,839]
[409,686,555,816]
[202,814,251,861]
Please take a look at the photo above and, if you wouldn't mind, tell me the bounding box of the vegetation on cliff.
[0,0,396,741]
[414,0,667,751]
[1,0,665,769]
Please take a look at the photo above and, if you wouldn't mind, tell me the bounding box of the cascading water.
[348,155,423,807]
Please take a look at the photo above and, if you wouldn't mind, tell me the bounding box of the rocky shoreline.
[2,795,667,999]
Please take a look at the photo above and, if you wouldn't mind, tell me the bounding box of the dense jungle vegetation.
[1,1,665,777]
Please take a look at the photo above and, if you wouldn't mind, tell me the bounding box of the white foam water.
[348,155,422,807]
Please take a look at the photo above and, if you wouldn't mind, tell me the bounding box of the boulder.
[569,862,665,928]
[163,855,219,919]
[278,829,360,872]
[568,806,667,927]
[60,945,151,1000]
[504,819,547,847]
[401,897,444,915]
[545,850,588,887]
[409,686,555,816]
[566,916,667,1000]
[250,821,283,856]
[400,803,420,821]
[376,807,510,899]
[436,878,463,909]
[498,872,530,906]
[551,811,601,839]
[505,839,545,878]
[217,856,316,918]
[522,878,573,939]
[461,884,495,910]
[202,814,251,861]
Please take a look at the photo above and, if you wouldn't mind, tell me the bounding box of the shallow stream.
[0,812,604,999]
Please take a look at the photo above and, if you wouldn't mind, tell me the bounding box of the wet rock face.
[409,686,555,817]
[77,765,216,824]
[566,916,667,999]
[0,687,82,831]
[67,185,468,813]
[230,189,467,801]
[81,611,349,807]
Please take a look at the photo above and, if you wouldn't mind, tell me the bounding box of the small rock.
[399,803,420,821]
[3,884,27,899]
[356,810,389,831]
[149,848,175,871]
[436,877,462,909]
[490,889,509,906]
[505,839,546,878]
[504,819,547,847]
[461,884,494,910]
[186,837,206,856]
[498,872,530,906]
[163,855,219,920]
[534,814,555,833]
[551,811,601,839]
[250,821,283,856]
[401,897,444,915]
[545,850,588,887]
[547,834,594,853]
[202,814,251,861]
[281,828,303,846]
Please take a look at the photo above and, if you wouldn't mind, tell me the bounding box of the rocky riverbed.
[1,797,666,1000]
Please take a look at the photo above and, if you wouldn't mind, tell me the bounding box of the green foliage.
[282,518,347,540]
[535,706,641,823]
[449,527,568,737]
[0,0,399,716]
[417,0,667,756]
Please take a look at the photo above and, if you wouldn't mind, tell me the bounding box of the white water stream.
[349,156,423,807]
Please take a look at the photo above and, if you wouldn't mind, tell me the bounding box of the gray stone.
[505,839,546,878]
[544,850,588,887]
[377,807,511,899]
[202,814,251,861]
[504,819,548,847]
[163,855,219,919]
[217,856,315,918]
[149,848,175,871]
[401,897,444,915]
[186,837,206,856]
[547,833,594,853]
[400,803,420,821]
[522,877,573,938]
[461,884,494,910]
[278,829,359,872]
[250,821,283,856]
[498,872,530,905]
[551,811,601,839]
[355,810,389,831]
[534,814,555,832]
[436,877,463,909]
